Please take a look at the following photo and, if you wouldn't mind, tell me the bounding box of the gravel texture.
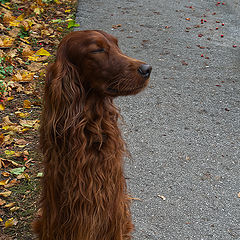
[76,0,240,239]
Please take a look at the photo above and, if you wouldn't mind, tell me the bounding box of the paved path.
[76,1,240,239]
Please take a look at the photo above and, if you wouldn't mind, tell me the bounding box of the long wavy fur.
[33,30,151,240]
[33,33,134,239]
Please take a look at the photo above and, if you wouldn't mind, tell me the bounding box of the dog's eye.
[91,48,105,54]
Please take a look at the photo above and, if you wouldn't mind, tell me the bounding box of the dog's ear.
[42,45,86,145]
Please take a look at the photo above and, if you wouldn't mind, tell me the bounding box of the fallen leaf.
[5,179,19,188]
[0,104,5,111]
[5,150,15,156]
[0,36,15,48]
[0,190,12,197]
[181,60,188,66]
[15,139,28,145]
[27,62,43,71]
[67,19,80,28]
[5,218,18,228]
[0,198,6,206]
[3,12,16,25]
[37,172,43,178]
[0,179,9,186]
[7,49,18,58]
[15,111,30,118]
[23,99,31,109]
[10,206,20,212]
[35,47,51,56]
[4,202,15,208]
[158,195,166,201]
[0,134,4,145]
[2,172,10,177]
[22,45,35,58]
[10,167,26,176]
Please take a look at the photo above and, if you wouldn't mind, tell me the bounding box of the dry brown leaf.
[12,71,34,82]
[0,198,6,206]
[0,23,6,31]
[31,23,43,32]
[1,116,14,127]
[8,27,20,37]
[23,99,31,109]
[2,134,13,145]
[5,179,19,188]
[27,62,43,71]
[7,49,18,58]
[0,49,5,57]
[2,172,10,177]
[22,45,35,58]
[0,36,15,48]
[0,134,4,145]
[3,11,16,25]
[15,139,28,145]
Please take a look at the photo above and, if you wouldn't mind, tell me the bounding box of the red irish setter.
[33,30,151,240]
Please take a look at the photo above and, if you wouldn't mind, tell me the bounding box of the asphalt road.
[75,0,240,239]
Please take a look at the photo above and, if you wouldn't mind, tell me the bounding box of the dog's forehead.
[85,31,117,45]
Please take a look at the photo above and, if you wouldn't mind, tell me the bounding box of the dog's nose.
[138,64,152,79]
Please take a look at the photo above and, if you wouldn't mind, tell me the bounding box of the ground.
[0,0,77,239]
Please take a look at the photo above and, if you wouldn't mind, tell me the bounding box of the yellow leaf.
[5,150,15,155]
[0,36,14,48]
[1,3,10,10]
[5,217,18,228]
[65,9,71,13]
[23,100,31,109]
[0,179,9,186]
[28,55,39,61]
[19,119,39,129]
[0,104,5,111]
[24,173,30,181]
[12,71,34,82]
[7,96,14,101]
[10,206,20,212]
[16,13,25,21]
[35,47,51,56]
[4,202,15,208]
[9,20,20,27]
[15,111,30,118]
[0,217,3,222]
[0,190,12,197]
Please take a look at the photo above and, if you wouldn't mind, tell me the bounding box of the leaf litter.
[0,0,78,238]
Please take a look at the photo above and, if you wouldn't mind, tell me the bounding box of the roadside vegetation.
[0,0,78,238]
